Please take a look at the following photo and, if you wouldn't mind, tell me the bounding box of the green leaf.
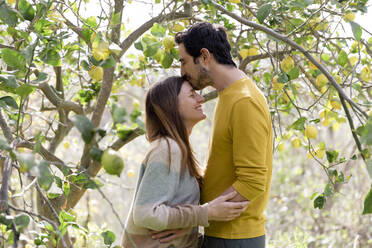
[47,193,61,199]
[35,160,54,191]
[101,230,116,245]
[59,210,76,223]
[31,72,48,84]
[257,4,272,24]
[110,11,121,28]
[288,67,300,80]
[277,72,289,83]
[1,48,26,70]
[0,2,18,26]
[350,21,362,42]
[161,51,173,68]
[19,0,35,21]
[134,41,143,51]
[362,185,372,214]
[0,96,18,109]
[41,49,61,66]
[0,75,19,88]
[100,56,116,68]
[337,50,348,67]
[320,54,330,62]
[112,104,127,124]
[17,153,36,173]
[263,72,271,84]
[15,84,35,98]
[89,145,103,162]
[326,150,339,163]
[71,115,95,144]
[0,138,11,151]
[144,42,161,57]
[314,195,326,209]
[63,181,70,197]
[324,183,333,197]
[361,119,372,145]
[366,159,372,179]
[291,117,307,131]
[85,16,98,28]
[14,214,30,232]
[151,23,166,37]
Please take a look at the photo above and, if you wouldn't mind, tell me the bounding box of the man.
[154,22,273,248]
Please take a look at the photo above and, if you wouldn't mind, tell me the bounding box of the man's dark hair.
[175,22,236,67]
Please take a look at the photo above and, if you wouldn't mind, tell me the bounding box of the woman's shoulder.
[150,137,181,155]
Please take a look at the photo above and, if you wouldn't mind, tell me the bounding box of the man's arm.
[228,97,270,202]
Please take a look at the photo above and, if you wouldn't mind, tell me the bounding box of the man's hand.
[150,228,192,243]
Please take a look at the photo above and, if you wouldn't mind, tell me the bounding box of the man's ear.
[200,48,212,63]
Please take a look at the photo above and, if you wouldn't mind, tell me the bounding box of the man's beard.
[193,67,212,90]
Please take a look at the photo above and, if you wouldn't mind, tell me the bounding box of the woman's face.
[178,81,206,128]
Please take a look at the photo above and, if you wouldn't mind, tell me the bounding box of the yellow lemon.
[247,47,259,56]
[361,66,371,82]
[334,75,342,84]
[315,149,325,159]
[229,0,241,3]
[239,49,249,59]
[127,169,135,178]
[63,142,70,149]
[88,66,103,81]
[309,61,318,70]
[173,23,184,32]
[92,40,110,61]
[272,75,284,91]
[291,138,301,148]
[330,100,341,110]
[316,74,328,87]
[132,99,140,109]
[305,125,317,139]
[343,12,355,22]
[277,142,285,152]
[6,0,16,4]
[281,56,294,73]
[321,118,329,126]
[283,90,293,103]
[163,36,175,51]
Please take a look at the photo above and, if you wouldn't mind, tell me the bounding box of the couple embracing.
[122,22,273,248]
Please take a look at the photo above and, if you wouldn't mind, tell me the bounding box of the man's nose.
[180,66,185,77]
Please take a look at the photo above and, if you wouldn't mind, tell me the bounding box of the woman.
[122,76,248,248]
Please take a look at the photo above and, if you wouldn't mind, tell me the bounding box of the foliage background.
[0,0,372,247]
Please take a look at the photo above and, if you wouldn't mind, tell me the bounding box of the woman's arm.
[132,139,208,231]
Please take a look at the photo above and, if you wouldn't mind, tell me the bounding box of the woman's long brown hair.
[145,76,202,183]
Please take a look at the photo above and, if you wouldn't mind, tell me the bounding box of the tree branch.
[119,10,191,57]
[0,110,13,143]
[38,82,84,115]
[239,50,294,70]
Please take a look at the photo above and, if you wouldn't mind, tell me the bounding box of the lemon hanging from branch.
[92,34,110,61]
[281,56,294,73]
[102,149,124,177]
[305,125,317,139]
[163,36,175,51]
[88,66,103,81]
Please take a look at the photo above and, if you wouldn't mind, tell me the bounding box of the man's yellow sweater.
[201,77,273,239]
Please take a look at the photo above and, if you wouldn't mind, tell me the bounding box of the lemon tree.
[0,0,371,247]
